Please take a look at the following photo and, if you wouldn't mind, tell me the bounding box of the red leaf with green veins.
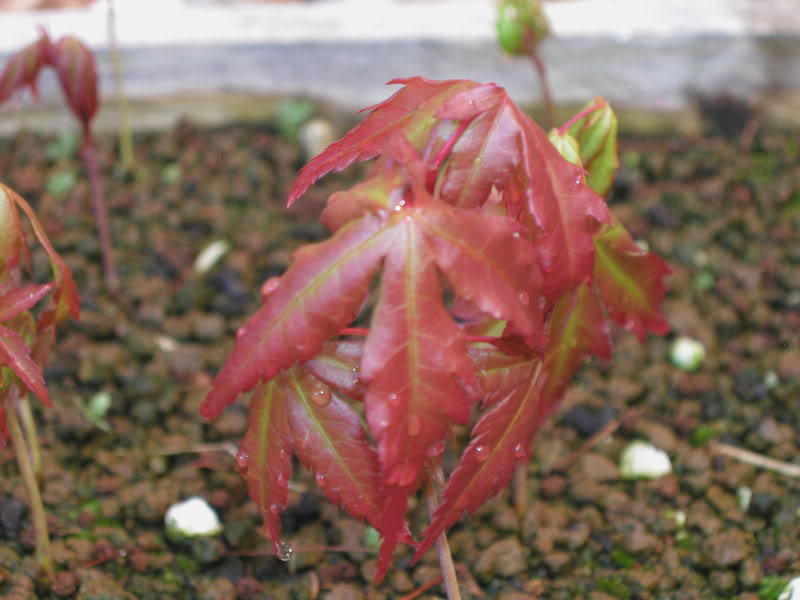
[288,77,478,205]
[284,368,384,527]
[417,201,545,351]
[0,325,50,406]
[303,341,364,401]
[469,346,535,406]
[0,35,48,103]
[436,84,521,208]
[0,284,54,322]
[540,283,612,405]
[201,214,390,419]
[50,36,98,133]
[238,380,292,554]
[593,219,671,340]
[362,215,477,486]
[516,106,610,299]
[415,357,543,560]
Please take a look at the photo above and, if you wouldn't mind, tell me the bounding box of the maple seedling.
[0,182,80,579]
[202,78,669,593]
[497,0,555,128]
[0,30,118,292]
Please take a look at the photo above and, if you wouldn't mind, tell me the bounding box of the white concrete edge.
[1,0,798,53]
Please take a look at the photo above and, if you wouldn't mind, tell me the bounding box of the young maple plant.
[0,182,80,578]
[201,77,669,588]
[0,30,117,291]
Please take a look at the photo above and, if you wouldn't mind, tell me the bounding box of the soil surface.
[0,108,799,600]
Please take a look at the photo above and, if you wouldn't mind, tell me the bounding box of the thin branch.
[528,49,555,129]
[424,465,461,600]
[80,142,118,293]
[710,442,800,478]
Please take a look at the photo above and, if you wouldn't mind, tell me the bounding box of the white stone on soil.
[193,239,230,274]
[619,440,672,480]
[164,497,222,538]
[779,577,800,600]
[669,336,706,371]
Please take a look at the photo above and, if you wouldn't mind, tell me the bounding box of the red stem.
[80,140,118,293]
[557,98,604,136]
[528,49,555,129]
[425,119,472,191]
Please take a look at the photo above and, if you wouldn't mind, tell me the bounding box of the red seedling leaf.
[50,36,98,134]
[0,34,49,104]
[417,199,546,351]
[0,284,54,322]
[201,214,390,420]
[238,380,292,554]
[540,283,612,405]
[593,219,671,341]
[303,341,364,401]
[415,356,544,560]
[288,77,478,206]
[284,368,384,528]
[0,325,50,406]
[517,104,610,299]
[431,83,610,299]
[436,84,521,208]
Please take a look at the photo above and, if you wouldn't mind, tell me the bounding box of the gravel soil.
[0,110,798,599]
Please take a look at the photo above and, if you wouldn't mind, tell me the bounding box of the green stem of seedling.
[4,387,53,579]
[424,465,461,600]
[528,49,555,129]
[80,141,118,293]
[107,0,135,173]
[17,395,42,478]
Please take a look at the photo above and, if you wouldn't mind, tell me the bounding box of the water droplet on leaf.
[474,445,490,462]
[277,541,293,561]
[389,461,418,487]
[310,384,331,407]
[269,503,283,515]
[235,449,249,472]
[427,440,446,457]
[407,414,422,437]
[260,276,281,302]
[513,443,527,459]
[518,291,530,306]
[388,393,400,407]
[236,327,247,339]
[315,473,327,488]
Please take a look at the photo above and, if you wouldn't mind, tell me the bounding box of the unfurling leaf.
[0,34,49,104]
[50,36,98,136]
[565,97,619,197]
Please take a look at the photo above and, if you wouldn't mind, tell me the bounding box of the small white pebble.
[737,486,752,512]
[619,440,672,479]
[299,118,335,160]
[194,240,230,274]
[779,577,800,600]
[669,336,706,371]
[764,370,780,390]
[165,497,222,538]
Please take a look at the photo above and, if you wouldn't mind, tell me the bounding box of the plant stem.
[528,49,555,129]
[423,465,461,600]
[513,460,528,520]
[4,387,53,578]
[17,395,42,478]
[107,0,135,173]
[80,141,118,293]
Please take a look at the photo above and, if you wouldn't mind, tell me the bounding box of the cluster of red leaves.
[0,183,80,442]
[0,29,97,140]
[201,77,670,582]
